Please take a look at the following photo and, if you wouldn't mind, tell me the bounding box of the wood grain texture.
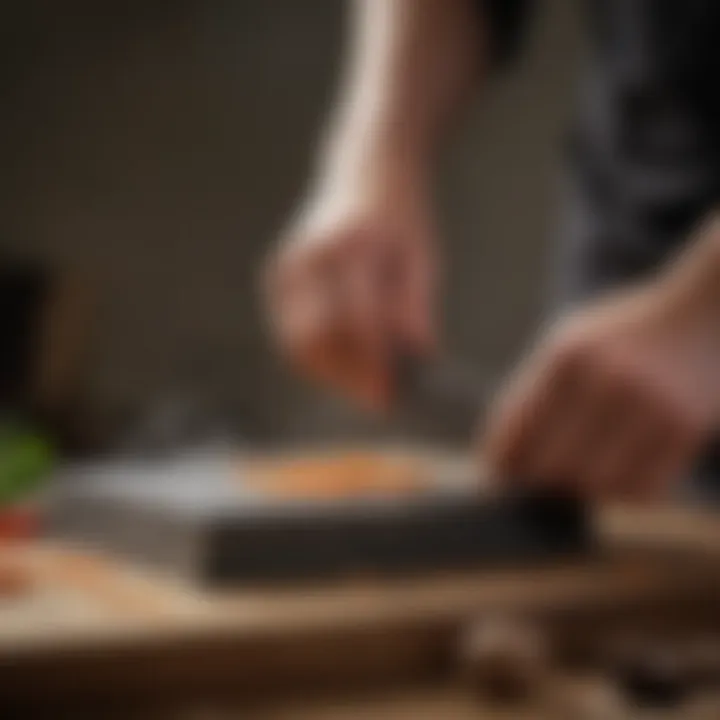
[3,504,720,714]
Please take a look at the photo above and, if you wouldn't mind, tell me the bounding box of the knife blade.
[393,354,590,542]
[393,354,493,445]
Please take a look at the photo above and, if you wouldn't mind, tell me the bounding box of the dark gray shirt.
[483,0,720,300]
[482,0,720,489]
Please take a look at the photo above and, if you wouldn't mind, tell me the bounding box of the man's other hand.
[482,276,720,501]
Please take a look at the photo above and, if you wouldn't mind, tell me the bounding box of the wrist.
[312,126,432,212]
[651,216,720,425]
[661,215,720,321]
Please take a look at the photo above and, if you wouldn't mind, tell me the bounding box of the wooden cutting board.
[4,504,720,715]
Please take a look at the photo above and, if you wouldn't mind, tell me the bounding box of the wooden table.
[4,505,720,717]
[182,687,720,719]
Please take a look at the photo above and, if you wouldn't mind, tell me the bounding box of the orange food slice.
[243,451,427,499]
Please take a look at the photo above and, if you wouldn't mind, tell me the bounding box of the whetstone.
[47,452,591,586]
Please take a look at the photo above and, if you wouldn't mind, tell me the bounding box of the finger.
[538,350,644,499]
[484,341,586,485]
[271,238,344,346]
[528,366,609,490]
[266,238,335,345]
[280,281,338,378]
[277,232,349,301]
[289,254,389,411]
[588,418,649,501]
[264,237,383,409]
[309,244,391,410]
[639,435,696,503]
[581,376,663,501]
[621,426,681,504]
[343,244,392,407]
[391,241,438,354]
[482,366,546,481]
[583,364,702,502]
[621,403,701,503]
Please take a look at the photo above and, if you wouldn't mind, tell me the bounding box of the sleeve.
[474,0,537,70]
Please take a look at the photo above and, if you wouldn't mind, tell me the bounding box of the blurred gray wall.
[0,0,582,438]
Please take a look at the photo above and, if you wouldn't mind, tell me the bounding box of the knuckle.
[600,357,639,397]
[671,408,705,447]
[480,422,512,475]
[551,332,594,377]
[293,335,332,375]
[642,388,704,452]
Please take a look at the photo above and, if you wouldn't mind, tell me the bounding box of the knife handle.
[394,354,589,515]
[392,353,487,444]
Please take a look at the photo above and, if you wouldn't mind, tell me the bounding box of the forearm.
[316,0,486,192]
[661,214,720,323]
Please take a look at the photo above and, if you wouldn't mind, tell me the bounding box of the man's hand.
[482,261,720,501]
[264,171,438,410]
[262,0,482,410]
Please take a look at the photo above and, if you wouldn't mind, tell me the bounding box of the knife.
[393,354,590,542]
[393,354,493,445]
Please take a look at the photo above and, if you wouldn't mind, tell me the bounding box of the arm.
[317,0,486,194]
[662,215,720,322]
[267,0,501,409]
[483,217,720,500]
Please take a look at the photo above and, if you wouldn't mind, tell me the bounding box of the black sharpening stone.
[47,455,592,587]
